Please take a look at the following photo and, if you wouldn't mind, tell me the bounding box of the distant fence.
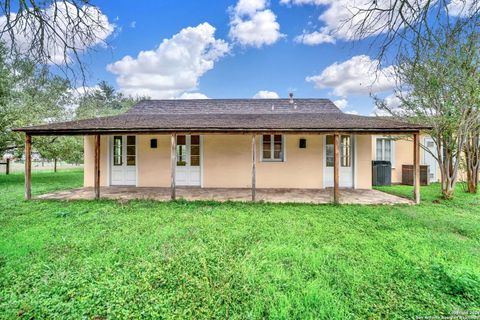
[3,161,83,173]
[0,159,10,175]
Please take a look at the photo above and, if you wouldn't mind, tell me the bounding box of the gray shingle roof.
[126,99,342,115]
[14,99,429,135]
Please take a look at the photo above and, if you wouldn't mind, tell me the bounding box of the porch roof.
[14,98,429,135]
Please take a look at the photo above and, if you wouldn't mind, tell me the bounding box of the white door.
[110,135,137,186]
[423,137,438,183]
[176,135,201,186]
[324,135,354,188]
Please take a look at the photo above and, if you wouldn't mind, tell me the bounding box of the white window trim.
[260,135,286,162]
[375,137,396,168]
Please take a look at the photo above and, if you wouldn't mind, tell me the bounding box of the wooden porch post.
[25,134,31,200]
[171,133,176,200]
[333,133,340,204]
[94,134,100,200]
[252,134,256,202]
[413,132,421,204]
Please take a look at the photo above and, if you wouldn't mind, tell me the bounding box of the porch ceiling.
[36,187,413,205]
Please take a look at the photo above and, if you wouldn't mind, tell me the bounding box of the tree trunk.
[54,158,57,173]
[464,134,479,194]
[438,140,463,199]
[467,175,478,193]
[443,176,456,199]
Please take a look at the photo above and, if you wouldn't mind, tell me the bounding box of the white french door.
[110,135,137,186]
[324,135,354,188]
[176,135,201,186]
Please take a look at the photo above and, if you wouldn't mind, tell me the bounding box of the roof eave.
[15,127,429,136]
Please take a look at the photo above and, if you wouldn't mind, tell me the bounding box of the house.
[14,98,430,203]
[371,135,440,184]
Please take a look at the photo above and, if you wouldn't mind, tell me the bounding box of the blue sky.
[4,0,471,114]
[67,0,407,116]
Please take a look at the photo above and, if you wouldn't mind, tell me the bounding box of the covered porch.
[15,98,428,205]
[22,131,423,205]
[36,186,413,205]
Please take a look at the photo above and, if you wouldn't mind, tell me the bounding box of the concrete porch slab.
[36,187,413,205]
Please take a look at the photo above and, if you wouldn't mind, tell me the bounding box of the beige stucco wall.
[371,135,418,183]
[84,135,109,187]
[394,137,415,184]
[371,134,442,183]
[202,135,251,188]
[356,135,372,189]
[137,135,171,187]
[255,134,324,189]
[202,134,324,188]
[84,134,375,189]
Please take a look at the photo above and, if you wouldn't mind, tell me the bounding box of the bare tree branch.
[342,0,479,64]
[0,0,114,84]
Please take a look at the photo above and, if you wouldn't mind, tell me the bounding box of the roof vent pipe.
[289,92,297,109]
[289,92,294,104]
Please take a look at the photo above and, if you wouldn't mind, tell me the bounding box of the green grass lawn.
[0,171,479,319]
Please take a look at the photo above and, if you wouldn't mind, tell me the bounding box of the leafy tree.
[377,24,479,199]
[464,115,480,194]
[75,81,143,119]
[32,81,141,170]
[0,45,14,155]
[0,49,73,157]
[35,136,83,171]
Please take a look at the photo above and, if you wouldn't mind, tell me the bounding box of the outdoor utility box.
[372,161,392,186]
[402,165,429,186]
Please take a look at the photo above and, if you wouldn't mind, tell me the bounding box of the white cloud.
[333,98,348,109]
[345,110,359,115]
[286,0,477,46]
[72,85,101,98]
[283,0,430,45]
[107,23,230,99]
[253,90,280,98]
[229,0,283,47]
[383,93,402,110]
[306,55,397,96]
[235,0,267,15]
[178,92,209,99]
[130,21,137,28]
[66,85,101,112]
[0,2,114,64]
[280,0,330,4]
[447,0,479,16]
[371,92,406,115]
[294,28,335,45]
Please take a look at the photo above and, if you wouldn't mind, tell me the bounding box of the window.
[341,136,351,167]
[177,135,187,166]
[326,135,351,167]
[126,136,136,166]
[262,135,284,161]
[326,136,334,167]
[113,136,122,166]
[376,138,394,165]
[190,135,200,167]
